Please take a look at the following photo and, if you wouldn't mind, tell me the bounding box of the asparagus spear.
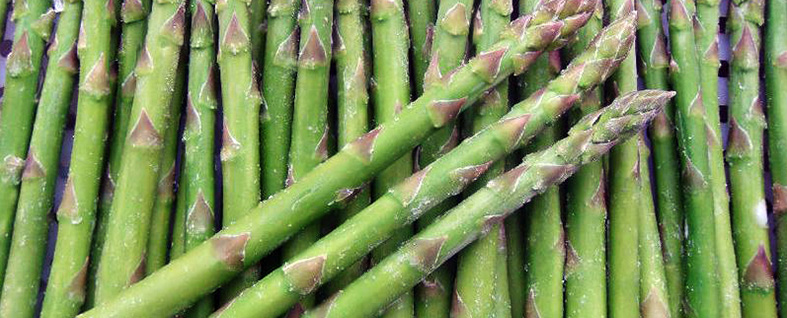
[0,0,54,287]
[504,213,526,318]
[635,0,684,314]
[322,0,371,295]
[79,3,597,314]
[637,138,671,318]
[250,0,266,69]
[261,0,299,202]
[211,15,633,317]
[301,89,672,318]
[494,226,513,318]
[93,0,187,303]
[562,2,605,317]
[766,0,787,316]
[367,0,415,316]
[727,0,776,315]
[452,1,512,317]
[667,0,721,315]
[0,2,79,316]
[406,0,436,97]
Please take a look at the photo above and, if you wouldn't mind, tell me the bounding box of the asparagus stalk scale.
[766,0,787,316]
[667,0,721,315]
[93,0,187,303]
[727,0,776,315]
[211,15,633,318]
[79,3,597,314]
[0,0,54,289]
[0,2,79,316]
[407,0,436,97]
[635,0,684,314]
[260,0,299,199]
[301,89,672,318]
[453,1,512,317]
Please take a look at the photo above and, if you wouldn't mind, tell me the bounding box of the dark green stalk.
[494,226,512,318]
[504,213,526,318]
[250,0,266,69]
[0,2,79,316]
[406,0,436,97]
[170,165,188,261]
[0,0,54,289]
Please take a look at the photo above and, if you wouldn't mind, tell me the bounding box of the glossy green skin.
[767,0,787,316]
[1,2,80,316]
[407,0,436,97]
[300,90,668,318]
[635,0,684,315]
[93,0,187,304]
[727,0,776,316]
[0,0,53,291]
[668,0,721,315]
[79,5,595,315]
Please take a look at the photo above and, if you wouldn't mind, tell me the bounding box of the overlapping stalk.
[407,0,436,97]
[301,89,672,318]
[261,0,299,201]
[322,0,371,295]
[766,0,787,316]
[79,3,597,314]
[667,0,721,314]
[211,15,633,318]
[561,2,605,318]
[93,0,187,304]
[0,0,54,288]
[0,2,79,316]
[453,1,512,317]
[250,0,266,68]
[505,213,526,318]
[727,0,776,315]
[635,0,683,314]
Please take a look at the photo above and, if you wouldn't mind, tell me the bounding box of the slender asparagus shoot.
[301,90,672,318]
[250,0,266,69]
[494,226,513,318]
[0,0,54,288]
[407,0,436,97]
[0,1,79,316]
[79,3,599,314]
[504,213,526,318]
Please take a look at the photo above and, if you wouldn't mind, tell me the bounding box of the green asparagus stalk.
[0,2,79,316]
[211,15,633,318]
[561,3,605,318]
[504,213,526,318]
[667,0,721,315]
[452,1,512,317]
[170,164,187,259]
[766,0,787,316]
[635,0,684,314]
[727,0,776,315]
[368,0,415,316]
[407,0,436,97]
[261,0,299,201]
[637,138,671,318]
[250,0,266,69]
[322,0,371,295]
[40,0,123,314]
[93,0,188,304]
[146,55,187,274]
[0,0,54,288]
[494,226,512,318]
[301,89,672,318]
[79,3,597,314]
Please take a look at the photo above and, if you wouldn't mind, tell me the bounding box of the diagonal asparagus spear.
[79,2,596,315]
[302,89,673,318]
[211,14,635,318]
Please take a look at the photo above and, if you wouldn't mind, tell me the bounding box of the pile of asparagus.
[0,0,783,316]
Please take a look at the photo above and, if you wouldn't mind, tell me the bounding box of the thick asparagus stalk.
[211,15,633,318]
[494,226,513,318]
[667,0,721,315]
[260,0,299,201]
[322,0,371,295]
[504,213,526,318]
[216,0,264,301]
[250,0,266,68]
[766,0,787,316]
[367,0,415,317]
[727,0,776,315]
[635,0,684,314]
[93,0,187,303]
[407,0,436,97]
[79,4,597,314]
[0,0,54,287]
[562,2,605,317]
[0,2,79,316]
[453,1,513,317]
[302,89,672,318]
